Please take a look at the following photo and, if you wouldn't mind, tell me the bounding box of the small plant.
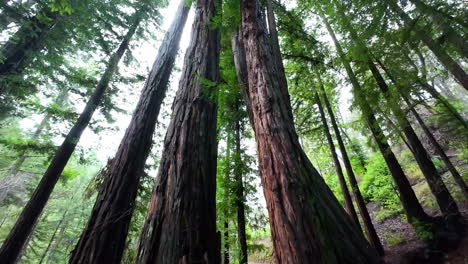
[384,231,405,247]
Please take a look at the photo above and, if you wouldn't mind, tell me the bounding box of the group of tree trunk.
[0,0,467,263]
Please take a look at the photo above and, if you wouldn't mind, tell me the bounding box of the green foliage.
[384,231,405,247]
[360,153,402,220]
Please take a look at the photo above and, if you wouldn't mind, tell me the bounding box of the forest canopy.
[0,0,467,263]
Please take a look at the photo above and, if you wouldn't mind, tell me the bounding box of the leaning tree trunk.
[238,1,379,262]
[0,13,141,264]
[315,92,362,233]
[377,61,468,200]
[388,1,468,91]
[70,2,190,263]
[233,107,248,264]
[135,0,221,263]
[0,7,59,76]
[318,80,384,256]
[323,15,433,228]
[338,6,461,223]
[409,0,468,59]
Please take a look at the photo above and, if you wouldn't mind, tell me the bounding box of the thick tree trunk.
[70,2,190,263]
[338,7,461,222]
[0,14,140,264]
[0,7,58,76]
[409,0,468,59]
[233,113,248,264]
[135,0,221,263]
[318,82,384,256]
[315,92,362,233]
[239,1,379,262]
[388,1,468,91]
[323,15,432,227]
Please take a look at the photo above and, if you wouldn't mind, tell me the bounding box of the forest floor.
[380,201,468,264]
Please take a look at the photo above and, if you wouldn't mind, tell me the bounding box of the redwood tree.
[0,11,143,263]
[238,1,379,262]
[315,91,362,232]
[136,0,221,262]
[323,15,433,229]
[69,1,191,263]
[317,78,384,256]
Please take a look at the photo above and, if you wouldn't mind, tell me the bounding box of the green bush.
[360,153,402,220]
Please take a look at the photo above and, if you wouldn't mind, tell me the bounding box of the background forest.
[0,0,467,263]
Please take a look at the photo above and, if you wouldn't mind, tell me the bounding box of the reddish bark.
[239,1,379,262]
[136,0,221,263]
[69,2,190,263]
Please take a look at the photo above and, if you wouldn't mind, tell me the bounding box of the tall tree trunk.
[0,7,58,76]
[135,0,221,263]
[388,1,468,91]
[233,108,248,264]
[239,1,379,262]
[338,7,461,222]
[0,13,141,264]
[318,81,384,256]
[408,101,468,199]
[70,2,190,263]
[323,15,433,228]
[38,210,68,264]
[409,0,468,58]
[377,60,468,200]
[0,88,68,204]
[315,92,362,233]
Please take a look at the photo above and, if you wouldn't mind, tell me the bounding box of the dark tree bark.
[315,92,362,233]
[0,7,59,76]
[388,1,468,91]
[409,0,468,59]
[318,81,384,256]
[0,13,141,264]
[338,7,461,222]
[135,0,221,263]
[238,1,379,262]
[323,15,433,228]
[223,221,229,264]
[233,110,248,264]
[70,2,190,263]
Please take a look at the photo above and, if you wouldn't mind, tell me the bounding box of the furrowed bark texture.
[136,0,221,263]
[69,2,190,263]
[315,92,362,233]
[0,15,140,264]
[0,7,58,76]
[388,1,468,91]
[240,1,379,263]
[323,15,432,226]
[318,83,384,256]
